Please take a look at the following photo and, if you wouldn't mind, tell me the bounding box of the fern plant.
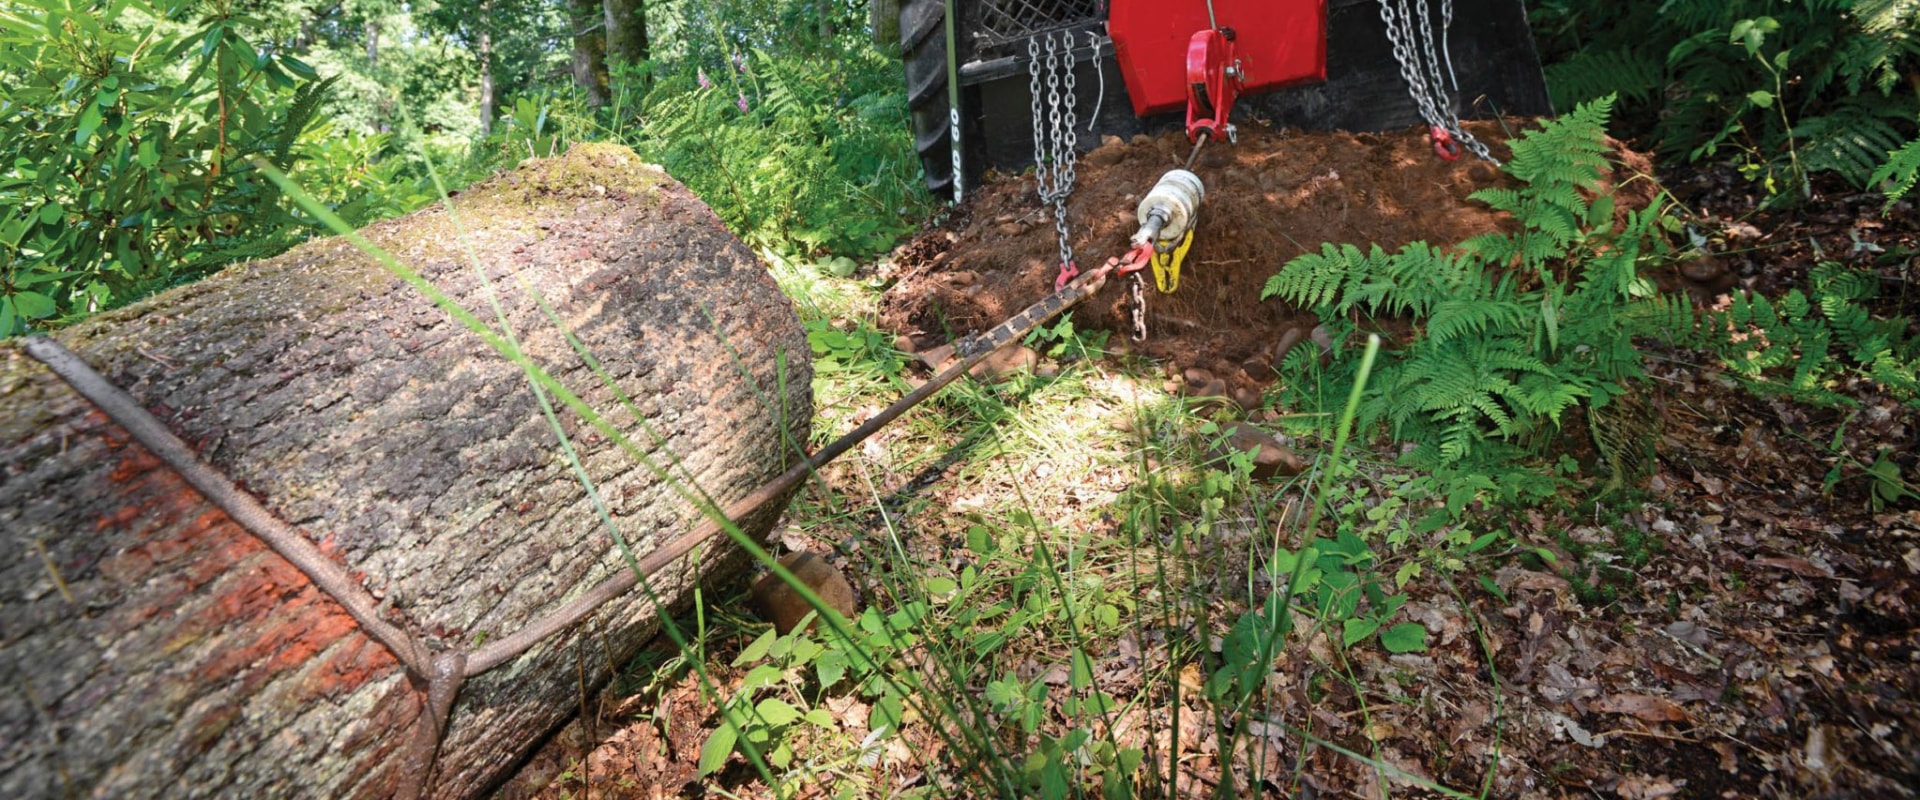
[1871,131,1920,209]
[1263,97,1696,465]
[1716,261,1920,406]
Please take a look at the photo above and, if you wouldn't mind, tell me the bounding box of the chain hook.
[1429,125,1461,161]
[1054,259,1079,290]
[1378,0,1500,166]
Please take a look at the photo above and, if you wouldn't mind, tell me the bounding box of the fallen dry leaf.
[1712,741,1739,774]
[1750,555,1833,579]
[1595,692,1690,723]
[1495,565,1572,594]
[1614,774,1687,799]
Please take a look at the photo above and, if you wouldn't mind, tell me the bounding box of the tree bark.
[603,0,648,69]
[870,0,901,51]
[0,143,812,799]
[818,0,835,42]
[570,0,609,106]
[478,19,495,137]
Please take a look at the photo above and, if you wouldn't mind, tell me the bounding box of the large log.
[0,143,813,798]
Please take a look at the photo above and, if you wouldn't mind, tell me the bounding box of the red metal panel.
[1109,0,1328,117]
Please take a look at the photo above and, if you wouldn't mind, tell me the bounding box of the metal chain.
[1130,274,1147,341]
[1085,31,1105,132]
[1029,31,1079,272]
[1378,0,1498,165]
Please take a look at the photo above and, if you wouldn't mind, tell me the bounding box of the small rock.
[1212,422,1308,480]
[1272,326,1307,366]
[1085,143,1127,168]
[892,334,918,354]
[969,345,1039,381]
[1310,325,1334,356]
[917,343,955,370]
[1679,257,1727,283]
[752,552,859,635]
[946,270,977,287]
[1678,256,1736,302]
[1192,378,1228,399]
[1183,367,1215,385]
[1230,385,1263,411]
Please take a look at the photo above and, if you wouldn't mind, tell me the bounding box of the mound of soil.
[880,121,1654,388]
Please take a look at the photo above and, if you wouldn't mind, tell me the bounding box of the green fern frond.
[274,75,339,170]
[1506,95,1615,188]
[1426,297,1527,344]
[1871,132,1920,207]
[1811,261,1880,301]
[1265,242,1376,308]
[1796,100,1920,187]
[1544,48,1665,110]
[1623,294,1701,345]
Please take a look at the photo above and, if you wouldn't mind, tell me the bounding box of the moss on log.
[0,143,812,798]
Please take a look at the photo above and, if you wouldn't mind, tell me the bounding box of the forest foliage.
[0,0,924,334]
[1530,0,1920,201]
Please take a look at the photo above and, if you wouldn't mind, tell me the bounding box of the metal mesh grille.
[976,0,1102,45]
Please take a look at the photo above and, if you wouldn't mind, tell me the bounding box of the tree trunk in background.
[870,0,900,51]
[366,22,385,132]
[479,21,495,137]
[604,0,649,69]
[571,0,609,106]
[818,0,836,42]
[0,144,812,799]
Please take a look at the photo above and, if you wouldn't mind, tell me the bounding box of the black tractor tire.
[900,0,955,198]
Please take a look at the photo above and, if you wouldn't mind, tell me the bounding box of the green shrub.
[0,0,336,334]
[616,37,936,260]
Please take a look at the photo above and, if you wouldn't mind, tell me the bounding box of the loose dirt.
[880,121,1657,392]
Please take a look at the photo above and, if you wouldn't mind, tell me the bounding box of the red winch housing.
[1108,0,1328,138]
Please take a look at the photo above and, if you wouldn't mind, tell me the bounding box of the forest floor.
[505,123,1920,799]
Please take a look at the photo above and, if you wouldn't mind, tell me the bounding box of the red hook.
[1430,125,1462,162]
[1114,243,1155,275]
[1055,260,1080,290]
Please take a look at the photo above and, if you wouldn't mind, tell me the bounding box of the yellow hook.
[1150,229,1195,293]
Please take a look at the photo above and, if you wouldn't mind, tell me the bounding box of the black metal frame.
[938,0,1552,192]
